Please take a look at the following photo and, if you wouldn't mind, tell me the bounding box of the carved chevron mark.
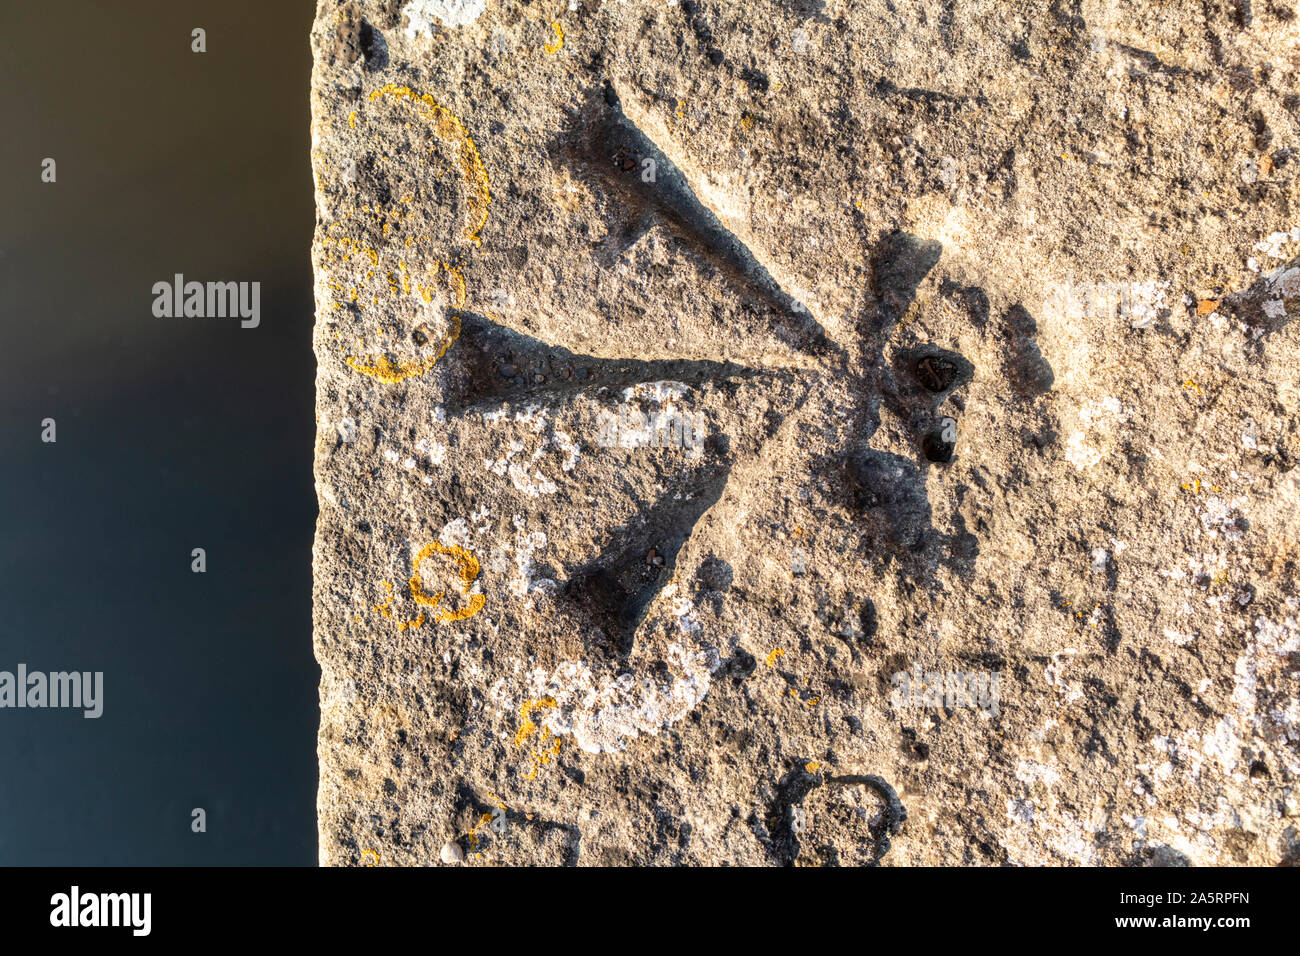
[320,80,844,755]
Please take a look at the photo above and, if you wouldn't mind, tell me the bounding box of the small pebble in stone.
[535,374,546,384]
[498,363,519,378]
[440,840,464,864]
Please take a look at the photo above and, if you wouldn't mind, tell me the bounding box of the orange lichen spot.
[766,648,786,667]
[1196,299,1219,315]
[1182,380,1203,395]
[368,84,492,246]
[396,611,427,631]
[515,697,557,748]
[519,725,563,780]
[407,539,486,623]
[442,263,467,307]
[344,311,463,383]
[371,592,395,618]
[1181,478,1202,493]
[544,22,564,54]
[436,595,485,623]
[467,811,495,851]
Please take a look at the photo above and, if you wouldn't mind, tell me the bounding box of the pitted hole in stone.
[896,346,973,397]
[915,354,958,392]
[923,424,956,464]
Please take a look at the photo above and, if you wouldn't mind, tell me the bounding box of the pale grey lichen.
[402,0,488,36]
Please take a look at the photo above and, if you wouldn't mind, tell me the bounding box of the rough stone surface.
[311,0,1300,865]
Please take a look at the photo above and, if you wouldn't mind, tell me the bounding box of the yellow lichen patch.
[805,762,820,773]
[367,83,492,246]
[325,89,495,387]
[467,811,494,851]
[436,595,485,623]
[371,581,396,616]
[544,22,564,54]
[344,311,463,384]
[1182,379,1203,395]
[515,697,557,748]
[408,539,486,623]
[396,611,427,631]
[442,262,467,308]
[368,580,427,630]
[521,729,563,780]
[766,648,786,667]
[349,110,358,129]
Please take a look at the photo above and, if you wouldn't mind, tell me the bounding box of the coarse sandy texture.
[311,0,1300,866]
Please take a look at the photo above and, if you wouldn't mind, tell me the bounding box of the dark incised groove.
[446,311,766,415]
[563,84,835,357]
[559,458,732,659]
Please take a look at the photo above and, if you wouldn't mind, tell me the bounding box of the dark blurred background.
[0,0,318,864]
